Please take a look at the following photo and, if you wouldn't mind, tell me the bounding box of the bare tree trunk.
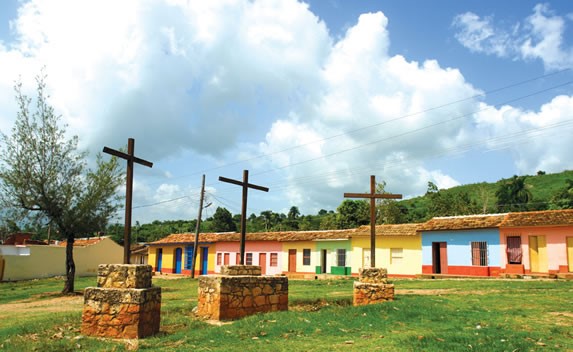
[62,235,75,294]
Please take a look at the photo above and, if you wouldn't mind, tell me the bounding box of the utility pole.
[191,175,206,278]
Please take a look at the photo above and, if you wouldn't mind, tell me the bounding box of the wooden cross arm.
[343,193,402,199]
[102,147,153,168]
[218,176,269,192]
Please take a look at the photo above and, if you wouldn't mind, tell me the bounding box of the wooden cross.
[344,175,402,268]
[219,170,269,265]
[103,138,153,264]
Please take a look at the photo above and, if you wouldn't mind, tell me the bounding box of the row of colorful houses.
[149,209,573,278]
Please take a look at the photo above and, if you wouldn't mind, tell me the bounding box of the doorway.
[200,247,208,275]
[363,248,371,269]
[288,249,297,272]
[567,237,573,272]
[529,236,547,273]
[432,242,448,274]
[321,249,327,274]
[259,253,267,275]
[174,248,182,274]
[156,248,163,272]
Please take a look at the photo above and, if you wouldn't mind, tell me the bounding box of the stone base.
[353,267,394,306]
[353,282,394,306]
[81,286,161,339]
[197,275,288,321]
[81,264,161,339]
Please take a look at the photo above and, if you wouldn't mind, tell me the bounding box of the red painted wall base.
[422,265,500,277]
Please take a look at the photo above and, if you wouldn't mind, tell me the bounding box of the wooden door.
[567,237,573,272]
[288,249,297,272]
[363,248,371,269]
[223,253,230,265]
[432,242,448,274]
[174,248,182,274]
[529,236,539,272]
[156,249,163,272]
[200,247,208,275]
[321,249,327,273]
[259,253,267,275]
[529,236,547,273]
[236,252,241,265]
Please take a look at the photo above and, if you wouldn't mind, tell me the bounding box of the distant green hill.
[398,169,573,222]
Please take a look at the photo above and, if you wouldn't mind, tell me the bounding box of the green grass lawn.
[0,277,572,351]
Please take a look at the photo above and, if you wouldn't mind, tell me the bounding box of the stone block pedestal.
[81,264,161,338]
[197,265,288,321]
[353,268,394,306]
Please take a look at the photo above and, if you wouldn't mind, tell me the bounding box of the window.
[506,236,522,264]
[336,249,346,267]
[471,242,488,266]
[246,253,253,265]
[303,249,311,266]
[390,248,403,264]
[216,253,222,266]
[270,253,278,267]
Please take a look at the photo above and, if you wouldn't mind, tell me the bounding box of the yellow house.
[148,233,217,275]
[0,236,123,281]
[280,229,357,276]
[350,224,422,277]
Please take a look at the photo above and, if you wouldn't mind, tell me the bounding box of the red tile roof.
[58,237,107,247]
[501,209,573,227]
[149,229,357,245]
[418,214,507,231]
[355,223,421,236]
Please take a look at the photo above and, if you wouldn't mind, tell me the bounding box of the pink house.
[215,238,283,276]
[500,209,573,275]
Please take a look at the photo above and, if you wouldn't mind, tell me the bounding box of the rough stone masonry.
[81,264,161,339]
[353,268,394,306]
[197,265,288,321]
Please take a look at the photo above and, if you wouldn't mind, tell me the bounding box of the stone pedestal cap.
[97,264,153,289]
[358,267,388,283]
[220,265,262,276]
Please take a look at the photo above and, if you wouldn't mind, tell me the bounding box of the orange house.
[500,209,573,275]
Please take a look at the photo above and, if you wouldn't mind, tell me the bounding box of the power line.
[141,69,572,188]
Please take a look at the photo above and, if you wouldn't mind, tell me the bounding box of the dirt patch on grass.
[396,289,454,295]
[0,294,83,318]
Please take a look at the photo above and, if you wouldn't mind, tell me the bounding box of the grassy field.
[0,277,572,351]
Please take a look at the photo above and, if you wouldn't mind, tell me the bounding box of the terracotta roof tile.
[354,223,421,236]
[149,225,422,246]
[149,229,358,245]
[418,214,507,231]
[58,237,108,247]
[501,209,573,227]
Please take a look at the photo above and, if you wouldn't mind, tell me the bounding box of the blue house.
[419,214,506,277]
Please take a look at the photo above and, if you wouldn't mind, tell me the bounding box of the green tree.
[495,175,533,212]
[426,181,479,217]
[375,181,406,224]
[549,179,573,209]
[212,207,237,232]
[336,199,369,229]
[286,206,300,230]
[0,74,123,294]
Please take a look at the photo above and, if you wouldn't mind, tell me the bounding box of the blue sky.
[1,0,573,224]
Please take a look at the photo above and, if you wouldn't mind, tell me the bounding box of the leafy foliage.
[211,206,237,232]
[549,179,573,209]
[0,73,123,293]
[495,175,534,212]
